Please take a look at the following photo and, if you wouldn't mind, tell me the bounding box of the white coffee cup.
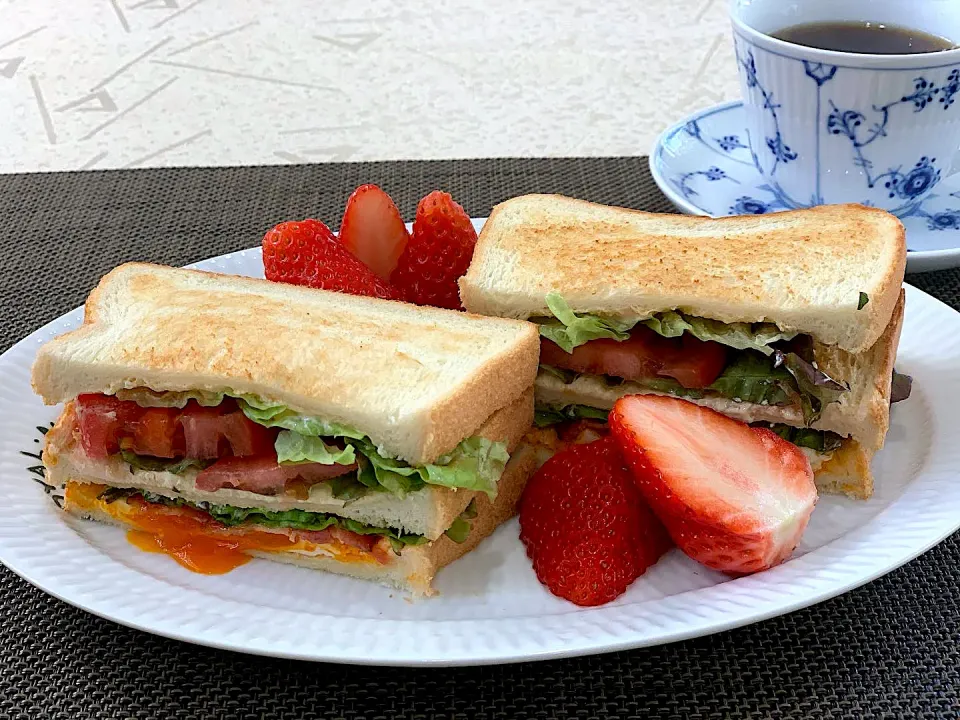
[730,0,960,218]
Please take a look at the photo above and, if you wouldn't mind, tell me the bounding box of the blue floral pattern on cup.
[733,36,960,219]
[653,100,960,262]
[729,196,769,214]
[716,135,747,152]
[672,165,740,200]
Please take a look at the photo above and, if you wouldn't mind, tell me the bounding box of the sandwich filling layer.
[533,293,850,427]
[51,389,508,571]
[70,390,510,501]
[64,481,481,574]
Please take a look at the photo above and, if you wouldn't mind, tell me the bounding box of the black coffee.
[771,21,956,54]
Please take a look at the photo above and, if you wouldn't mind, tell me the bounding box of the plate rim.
[1,249,958,666]
[648,99,960,272]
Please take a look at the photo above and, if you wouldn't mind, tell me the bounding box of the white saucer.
[650,101,960,273]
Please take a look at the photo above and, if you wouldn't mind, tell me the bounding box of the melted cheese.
[65,482,382,574]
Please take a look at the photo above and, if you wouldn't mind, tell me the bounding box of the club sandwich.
[33,263,541,595]
[459,195,909,499]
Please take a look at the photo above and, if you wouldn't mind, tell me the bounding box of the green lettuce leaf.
[773,350,848,424]
[238,398,366,440]
[425,437,509,498]
[119,450,212,475]
[643,312,796,355]
[536,293,797,354]
[114,388,226,408]
[706,352,796,405]
[538,292,635,352]
[635,377,705,400]
[351,436,508,499]
[274,431,356,466]
[444,499,478,543]
[239,398,491,496]
[129,496,429,554]
[327,474,369,501]
[207,504,339,531]
[534,404,610,427]
[208,506,428,551]
[386,534,431,554]
[758,424,844,453]
[444,518,469,543]
[354,447,427,497]
[126,491,429,550]
[539,365,579,384]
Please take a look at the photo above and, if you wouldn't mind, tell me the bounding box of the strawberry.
[519,438,672,606]
[609,395,817,575]
[262,218,401,300]
[391,190,477,310]
[338,184,410,281]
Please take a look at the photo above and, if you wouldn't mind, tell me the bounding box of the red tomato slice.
[180,403,226,459]
[195,456,356,495]
[287,461,357,483]
[195,455,290,494]
[129,408,183,458]
[295,528,334,544]
[294,527,388,563]
[219,411,277,457]
[657,334,728,389]
[540,326,727,389]
[539,332,666,381]
[328,526,379,553]
[75,394,142,458]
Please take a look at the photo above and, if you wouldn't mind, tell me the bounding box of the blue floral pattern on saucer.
[650,100,960,272]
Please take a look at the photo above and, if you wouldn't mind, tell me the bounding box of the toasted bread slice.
[460,195,906,354]
[535,291,905,453]
[32,263,540,465]
[45,389,534,540]
[63,444,540,597]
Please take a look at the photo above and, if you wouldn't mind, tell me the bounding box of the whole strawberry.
[519,437,671,606]
[391,190,477,310]
[262,218,401,300]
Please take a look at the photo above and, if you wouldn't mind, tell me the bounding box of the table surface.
[1,0,738,173]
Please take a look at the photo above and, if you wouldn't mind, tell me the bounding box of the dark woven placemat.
[1,158,958,720]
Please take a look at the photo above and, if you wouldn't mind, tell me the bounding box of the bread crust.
[815,289,904,451]
[31,263,541,464]
[460,195,906,353]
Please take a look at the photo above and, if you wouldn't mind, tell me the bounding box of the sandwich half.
[459,195,909,499]
[33,263,541,596]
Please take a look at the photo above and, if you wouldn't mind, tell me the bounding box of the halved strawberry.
[391,190,477,310]
[262,218,402,300]
[609,395,817,575]
[338,184,410,282]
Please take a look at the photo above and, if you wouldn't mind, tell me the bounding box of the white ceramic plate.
[1,243,958,667]
[649,100,960,273]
